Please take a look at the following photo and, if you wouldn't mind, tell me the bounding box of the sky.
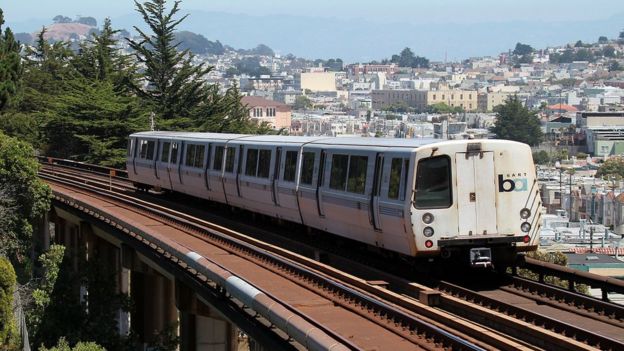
[3,0,624,24]
[2,1,624,62]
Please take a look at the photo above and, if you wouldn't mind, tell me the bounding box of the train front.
[410,140,540,268]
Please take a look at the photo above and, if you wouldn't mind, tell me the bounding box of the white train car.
[127,131,540,267]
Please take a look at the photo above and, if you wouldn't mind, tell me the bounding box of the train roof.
[130,131,441,148]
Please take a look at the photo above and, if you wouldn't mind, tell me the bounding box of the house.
[241,96,292,131]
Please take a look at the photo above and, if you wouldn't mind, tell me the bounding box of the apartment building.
[372,89,478,112]
[477,92,514,112]
[241,96,292,131]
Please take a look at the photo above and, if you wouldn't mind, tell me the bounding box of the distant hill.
[38,23,94,41]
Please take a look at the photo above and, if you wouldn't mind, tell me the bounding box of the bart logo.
[498,174,528,192]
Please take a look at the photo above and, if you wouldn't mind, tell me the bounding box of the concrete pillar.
[176,279,237,351]
[130,268,178,346]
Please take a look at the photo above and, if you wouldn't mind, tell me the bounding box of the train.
[127,131,540,268]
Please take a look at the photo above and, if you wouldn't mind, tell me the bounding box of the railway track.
[41,170,500,350]
[39,159,624,350]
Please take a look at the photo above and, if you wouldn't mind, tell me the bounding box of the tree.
[173,31,224,55]
[52,15,72,24]
[490,95,543,146]
[0,257,18,349]
[40,337,105,351]
[602,45,616,58]
[513,42,534,56]
[75,16,97,27]
[0,9,22,111]
[293,95,312,110]
[608,61,623,72]
[127,0,214,123]
[390,47,429,68]
[596,157,624,179]
[0,133,51,260]
[532,150,550,165]
[598,36,609,44]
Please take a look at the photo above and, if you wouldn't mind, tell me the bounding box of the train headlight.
[520,208,531,219]
[422,213,434,224]
[423,227,434,237]
[521,222,531,233]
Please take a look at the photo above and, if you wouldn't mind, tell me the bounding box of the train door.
[239,145,274,211]
[133,138,156,184]
[321,150,372,240]
[222,144,241,206]
[167,141,181,191]
[297,148,323,228]
[272,147,282,206]
[272,147,302,223]
[372,154,411,250]
[455,151,497,236]
[180,143,208,198]
[207,143,227,203]
[155,140,172,190]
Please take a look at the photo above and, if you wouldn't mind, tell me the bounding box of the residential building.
[241,96,292,131]
[371,89,478,112]
[477,92,513,112]
[295,72,337,92]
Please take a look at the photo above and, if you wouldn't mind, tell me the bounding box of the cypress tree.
[0,9,22,111]
[489,95,543,146]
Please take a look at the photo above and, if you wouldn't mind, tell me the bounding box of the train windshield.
[414,156,452,208]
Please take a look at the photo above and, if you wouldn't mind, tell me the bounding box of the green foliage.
[0,133,51,259]
[240,44,274,56]
[513,42,534,56]
[598,36,609,44]
[147,322,179,351]
[427,102,464,114]
[293,95,312,110]
[29,245,128,350]
[390,47,429,68]
[0,9,23,112]
[608,61,623,72]
[602,45,616,58]
[595,157,624,179]
[127,0,214,122]
[39,337,106,351]
[490,95,543,146]
[233,56,271,77]
[517,251,589,295]
[174,31,224,55]
[532,150,550,165]
[0,257,19,349]
[576,152,588,159]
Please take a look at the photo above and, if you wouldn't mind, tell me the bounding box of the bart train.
[127,131,540,267]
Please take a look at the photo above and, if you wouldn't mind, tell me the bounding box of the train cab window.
[300,152,315,185]
[245,149,258,176]
[160,142,171,162]
[213,146,224,170]
[258,150,271,178]
[388,158,409,200]
[283,151,298,182]
[225,147,236,173]
[329,154,349,191]
[170,143,179,164]
[347,156,367,194]
[414,156,452,208]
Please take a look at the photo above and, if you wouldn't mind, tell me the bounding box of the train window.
[145,140,155,160]
[402,159,409,201]
[388,158,403,199]
[329,154,349,191]
[127,139,134,157]
[245,149,258,176]
[185,144,196,167]
[258,150,271,178]
[347,156,367,194]
[194,145,205,168]
[213,146,224,170]
[161,142,170,162]
[225,147,236,173]
[171,143,178,164]
[283,151,298,182]
[300,152,315,185]
[414,156,452,208]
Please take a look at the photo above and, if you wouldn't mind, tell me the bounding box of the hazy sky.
[3,0,624,24]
